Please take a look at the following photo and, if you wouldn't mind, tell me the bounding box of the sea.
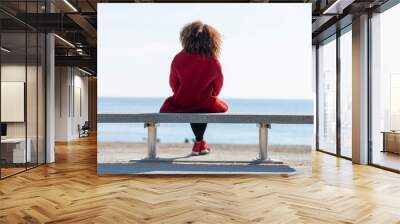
[98,97,314,145]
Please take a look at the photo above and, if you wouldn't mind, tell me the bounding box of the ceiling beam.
[55,55,96,72]
[322,0,356,14]
[66,14,97,36]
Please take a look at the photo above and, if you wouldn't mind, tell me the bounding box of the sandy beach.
[98,142,312,172]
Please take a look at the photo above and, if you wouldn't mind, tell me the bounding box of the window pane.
[1,32,27,177]
[371,4,400,171]
[318,37,337,154]
[27,31,38,169]
[340,30,352,158]
[38,33,46,165]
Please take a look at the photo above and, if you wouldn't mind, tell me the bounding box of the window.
[370,3,400,171]
[318,37,337,154]
[340,29,352,158]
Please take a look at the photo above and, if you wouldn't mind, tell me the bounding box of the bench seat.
[98,113,313,124]
[97,113,314,162]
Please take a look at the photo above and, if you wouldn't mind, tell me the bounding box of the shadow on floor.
[97,162,296,175]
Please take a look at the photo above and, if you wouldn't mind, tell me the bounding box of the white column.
[352,14,369,164]
[45,0,56,163]
[46,33,55,163]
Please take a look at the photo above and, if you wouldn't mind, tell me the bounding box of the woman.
[160,21,228,156]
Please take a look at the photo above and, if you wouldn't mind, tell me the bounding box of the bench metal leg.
[145,122,158,160]
[257,123,271,160]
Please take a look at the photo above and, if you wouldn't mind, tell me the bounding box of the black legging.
[190,123,207,141]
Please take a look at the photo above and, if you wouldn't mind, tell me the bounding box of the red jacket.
[160,51,228,113]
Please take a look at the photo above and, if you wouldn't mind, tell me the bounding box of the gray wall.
[55,67,89,141]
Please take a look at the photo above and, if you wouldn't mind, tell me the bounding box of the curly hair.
[180,21,221,58]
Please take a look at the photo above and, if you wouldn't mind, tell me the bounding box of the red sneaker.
[200,140,210,155]
[192,141,202,156]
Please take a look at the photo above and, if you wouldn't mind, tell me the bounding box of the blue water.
[98,97,314,145]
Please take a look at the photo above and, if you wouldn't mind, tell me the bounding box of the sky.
[98,3,312,99]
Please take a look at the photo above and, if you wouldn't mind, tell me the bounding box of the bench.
[98,113,314,162]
